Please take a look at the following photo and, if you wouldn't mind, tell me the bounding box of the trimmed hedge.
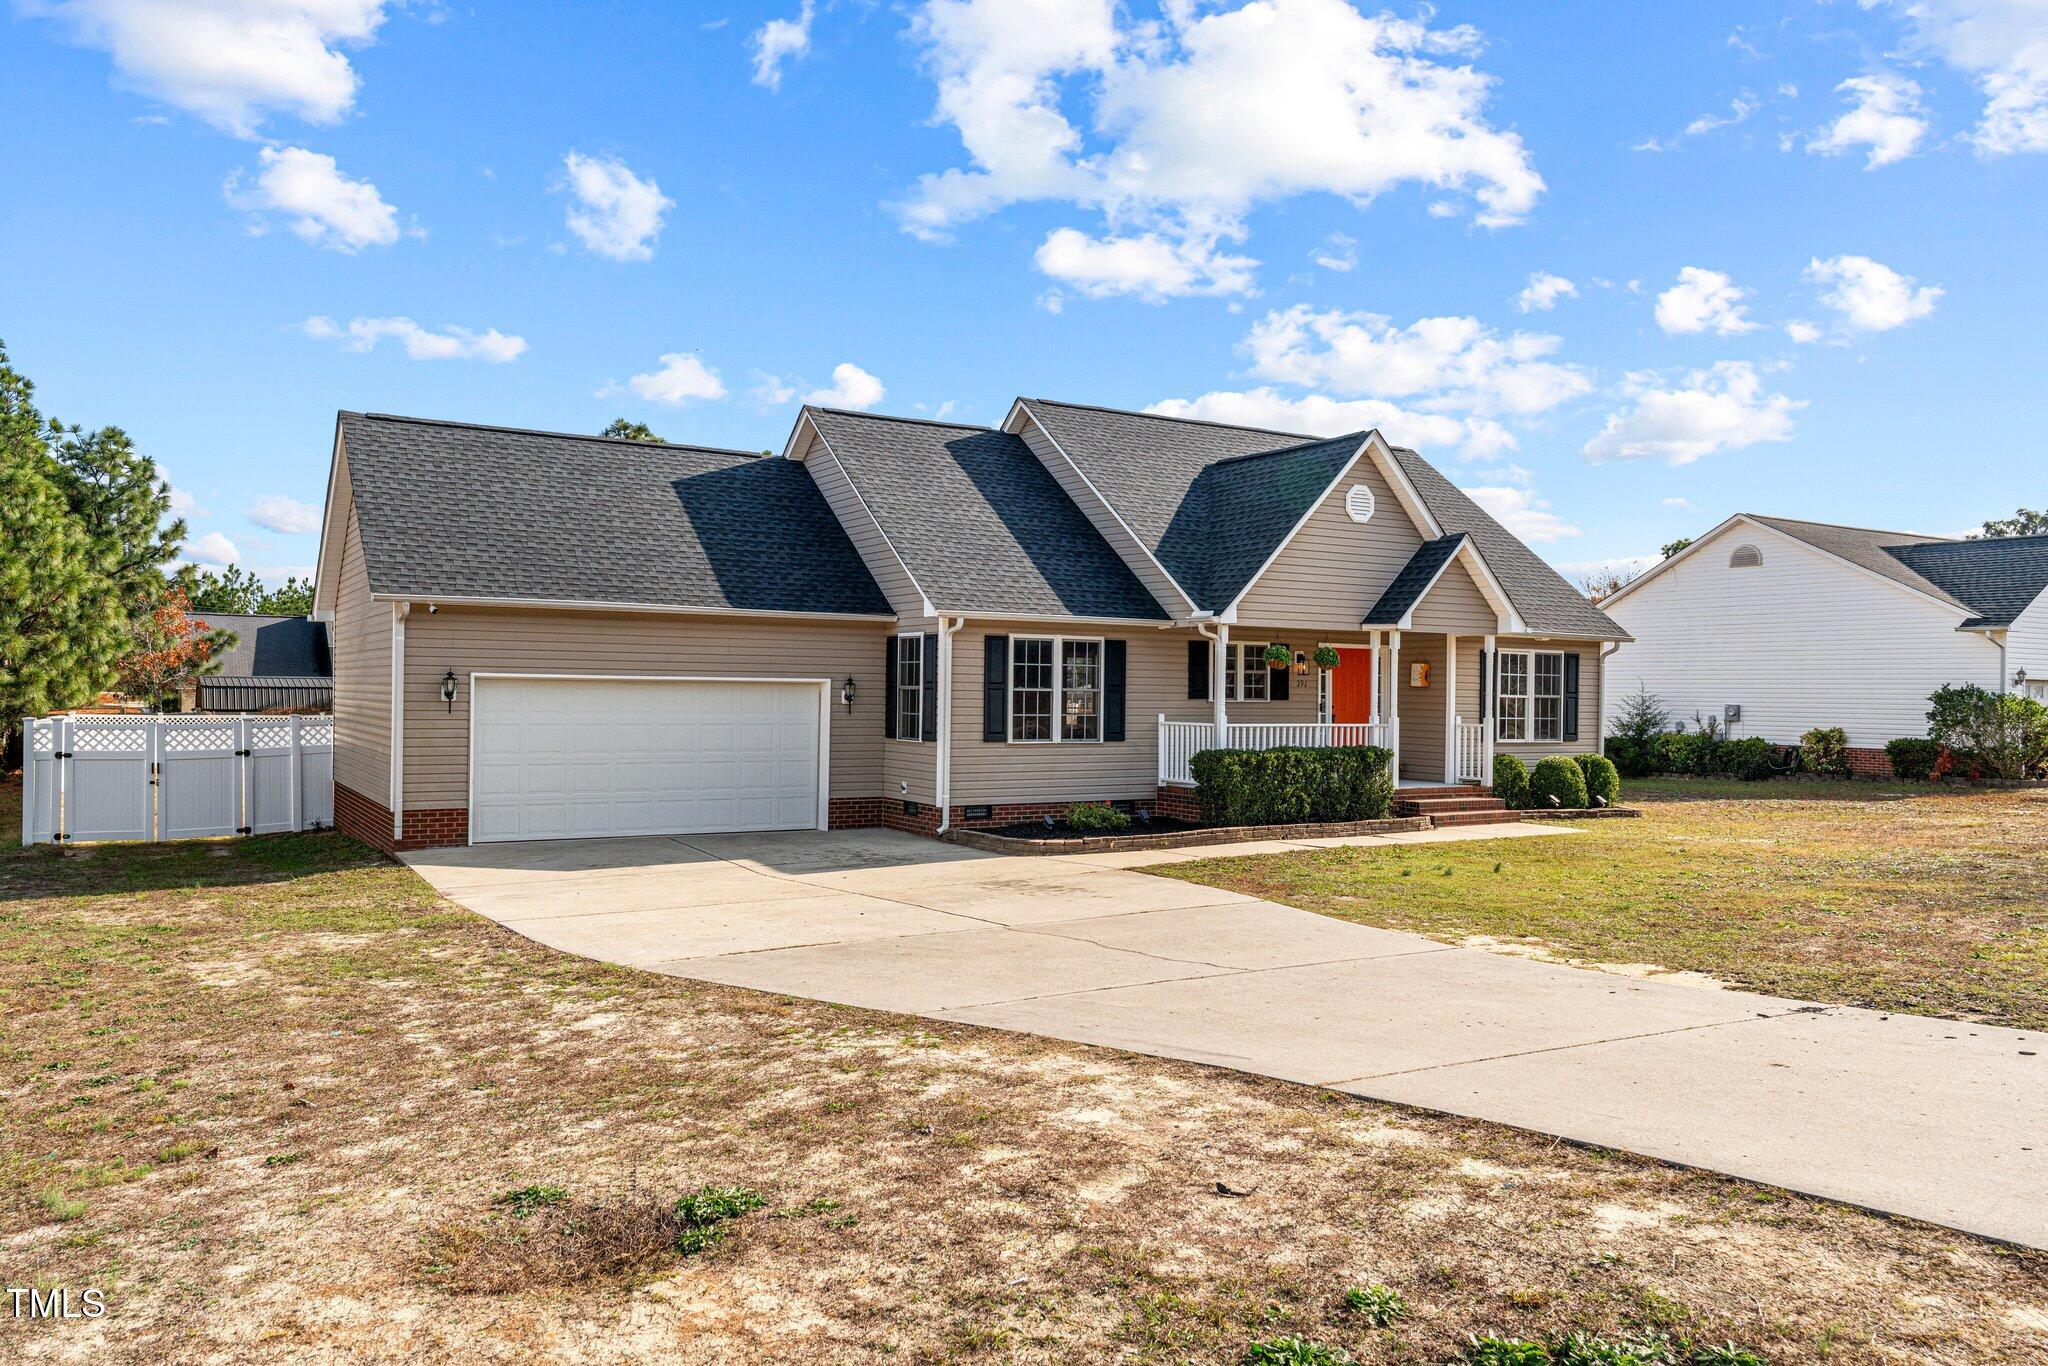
[1607,731,1799,782]
[1574,753,1621,807]
[1491,753,1530,810]
[1603,734,1653,778]
[1188,745,1395,826]
[1529,755,1589,809]
[1800,726,1849,778]
[1885,737,1944,781]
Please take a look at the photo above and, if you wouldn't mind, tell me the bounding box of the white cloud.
[187,530,240,566]
[1783,319,1823,344]
[803,362,886,410]
[1311,233,1358,273]
[559,152,672,261]
[751,1,815,90]
[23,0,388,138]
[301,315,527,362]
[749,370,800,405]
[166,485,203,516]
[1684,93,1760,138]
[1515,271,1577,313]
[227,146,400,251]
[1659,496,1696,509]
[247,494,321,535]
[1805,72,1928,168]
[1654,267,1759,336]
[1582,361,1803,465]
[1805,254,1943,331]
[1145,388,1516,460]
[1461,484,1581,543]
[1033,226,1258,301]
[899,0,1542,299]
[1240,305,1594,417]
[606,353,727,406]
[1875,0,2048,155]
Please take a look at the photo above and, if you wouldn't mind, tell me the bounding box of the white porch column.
[1385,630,1401,780]
[1367,630,1383,726]
[1211,623,1230,749]
[1482,633,1497,780]
[1443,634,1459,783]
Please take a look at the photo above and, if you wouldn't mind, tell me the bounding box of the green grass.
[1160,783,2048,1027]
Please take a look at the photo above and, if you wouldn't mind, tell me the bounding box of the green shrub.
[1341,1283,1407,1326]
[1648,731,1699,775]
[1574,753,1621,806]
[1799,726,1849,777]
[1685,736,1727,776]
[1927,683,2048,779]
[1884,737,1943,781]
[1720,737,1779,781]
[1491,753,1530,808]
[1603,735,1652,778]
[1529,755,1589,808]
[1610,683,1672,744]
[1063,802,1131,832]
[1189,746,1393,826]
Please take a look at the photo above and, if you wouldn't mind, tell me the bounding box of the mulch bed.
[946,814,1431,855]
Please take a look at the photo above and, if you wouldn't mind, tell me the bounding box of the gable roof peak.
[349,409,765,459]
[1022,395,1314,441]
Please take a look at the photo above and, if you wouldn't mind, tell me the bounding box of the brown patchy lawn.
[1160,783,2048,1031]
[3,780,2046,1364]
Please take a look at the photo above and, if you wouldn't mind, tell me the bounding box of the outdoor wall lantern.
[440,670,459,712]
[1292,650,1311,677]
[841,675,857,711]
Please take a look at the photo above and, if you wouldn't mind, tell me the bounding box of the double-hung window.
[894,633,924,741]
[1225,642,1270,702]
[1495,649,1565,743]
[1010,636,1103,742]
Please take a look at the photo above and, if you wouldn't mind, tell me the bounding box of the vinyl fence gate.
[20,714,334,846]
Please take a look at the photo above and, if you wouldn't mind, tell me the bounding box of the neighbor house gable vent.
[1729,544,1763,569]
[1345,485,1376,524]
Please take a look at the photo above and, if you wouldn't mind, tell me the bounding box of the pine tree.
[48,420,182,605]
[0,345,129,725]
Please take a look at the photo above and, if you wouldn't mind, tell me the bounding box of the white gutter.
[933,615,966,834]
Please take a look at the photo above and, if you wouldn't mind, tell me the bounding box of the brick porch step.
[1396,795,1507,815]
[1393,785,1521,827]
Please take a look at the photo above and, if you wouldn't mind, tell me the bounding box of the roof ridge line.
[347,410,766,458]
[806,405,993,432]
[1748,512,1960,543]
[1026,396,1316,440]
[1207,430,1372,468]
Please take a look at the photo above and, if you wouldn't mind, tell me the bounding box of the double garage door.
[470,677,824,843]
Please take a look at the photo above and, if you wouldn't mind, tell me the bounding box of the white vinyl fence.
[21,714,333,846]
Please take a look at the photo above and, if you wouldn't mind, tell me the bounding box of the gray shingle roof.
[804,408,1167,620]
[1020,399,1627,638]
[339,413,892,616]
[1365,535,1470,625]
[1749,516,2048,627]
[191,614,331,679]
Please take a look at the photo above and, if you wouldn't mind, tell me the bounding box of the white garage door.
[470,677,823,843]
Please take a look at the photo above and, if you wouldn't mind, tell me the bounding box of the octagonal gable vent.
[1345,485,1376,524]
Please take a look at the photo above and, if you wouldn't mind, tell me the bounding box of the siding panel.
[331,495,390,804]
[1234,450,1425,629]
[1410,559,1500,633]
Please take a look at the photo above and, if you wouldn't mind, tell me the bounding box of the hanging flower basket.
[1263,643,1293,670]
[1312,645,1342,670]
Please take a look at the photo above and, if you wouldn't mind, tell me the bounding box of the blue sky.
[4,0,2044,589]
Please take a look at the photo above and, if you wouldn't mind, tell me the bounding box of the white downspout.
[1598,641,1624,749]
[933,616,966,834]
[389,601,410,843]
[1197,621,1230,747]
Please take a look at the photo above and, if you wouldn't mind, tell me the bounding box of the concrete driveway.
[406,826,2048,1250]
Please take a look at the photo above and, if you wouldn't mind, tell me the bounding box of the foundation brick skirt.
[1844,746,1896,778]
[334,783,469,853]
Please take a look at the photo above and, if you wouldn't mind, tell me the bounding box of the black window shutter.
[1562,652,1581,742]
[982,635,1008,742]
[1103,640,1127,741]
[883,636,899,740]
[922,632,939,743]
[1269,644,1290,702]
[1188,639,1210,700]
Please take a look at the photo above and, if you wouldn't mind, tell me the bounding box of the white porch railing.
[1157,717,1393,786]
[1455,719,1487,784]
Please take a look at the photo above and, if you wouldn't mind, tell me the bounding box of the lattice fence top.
[299,720,334,748]
[30,723,55,753]
[252,723,296,749]
[72,723,150,753]
[163,723,236,752]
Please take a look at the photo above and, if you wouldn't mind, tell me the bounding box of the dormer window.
[1729,544,1763,569]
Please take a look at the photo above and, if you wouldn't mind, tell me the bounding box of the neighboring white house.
[1601,514,2048,765]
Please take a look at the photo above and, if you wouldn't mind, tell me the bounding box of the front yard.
[4,779,2046,1362]
[1161,781,2048,1030]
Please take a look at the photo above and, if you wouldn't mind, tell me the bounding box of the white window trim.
[893,631,924,743]
[1007,634,1106,744]
[1227,640,1279,703]
[1495,648,1566,744]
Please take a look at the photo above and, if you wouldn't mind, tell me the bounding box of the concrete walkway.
[405,826,2048,1250]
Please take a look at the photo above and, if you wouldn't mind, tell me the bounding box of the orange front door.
[1330,648,1374,724]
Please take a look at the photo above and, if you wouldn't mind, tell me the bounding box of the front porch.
[1157,627,1494,789]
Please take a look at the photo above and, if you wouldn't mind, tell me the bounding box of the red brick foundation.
[1845,746,1895,778]
[333,783,470,852]
[840,797,1164,834]
[1154,785,1203,822]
